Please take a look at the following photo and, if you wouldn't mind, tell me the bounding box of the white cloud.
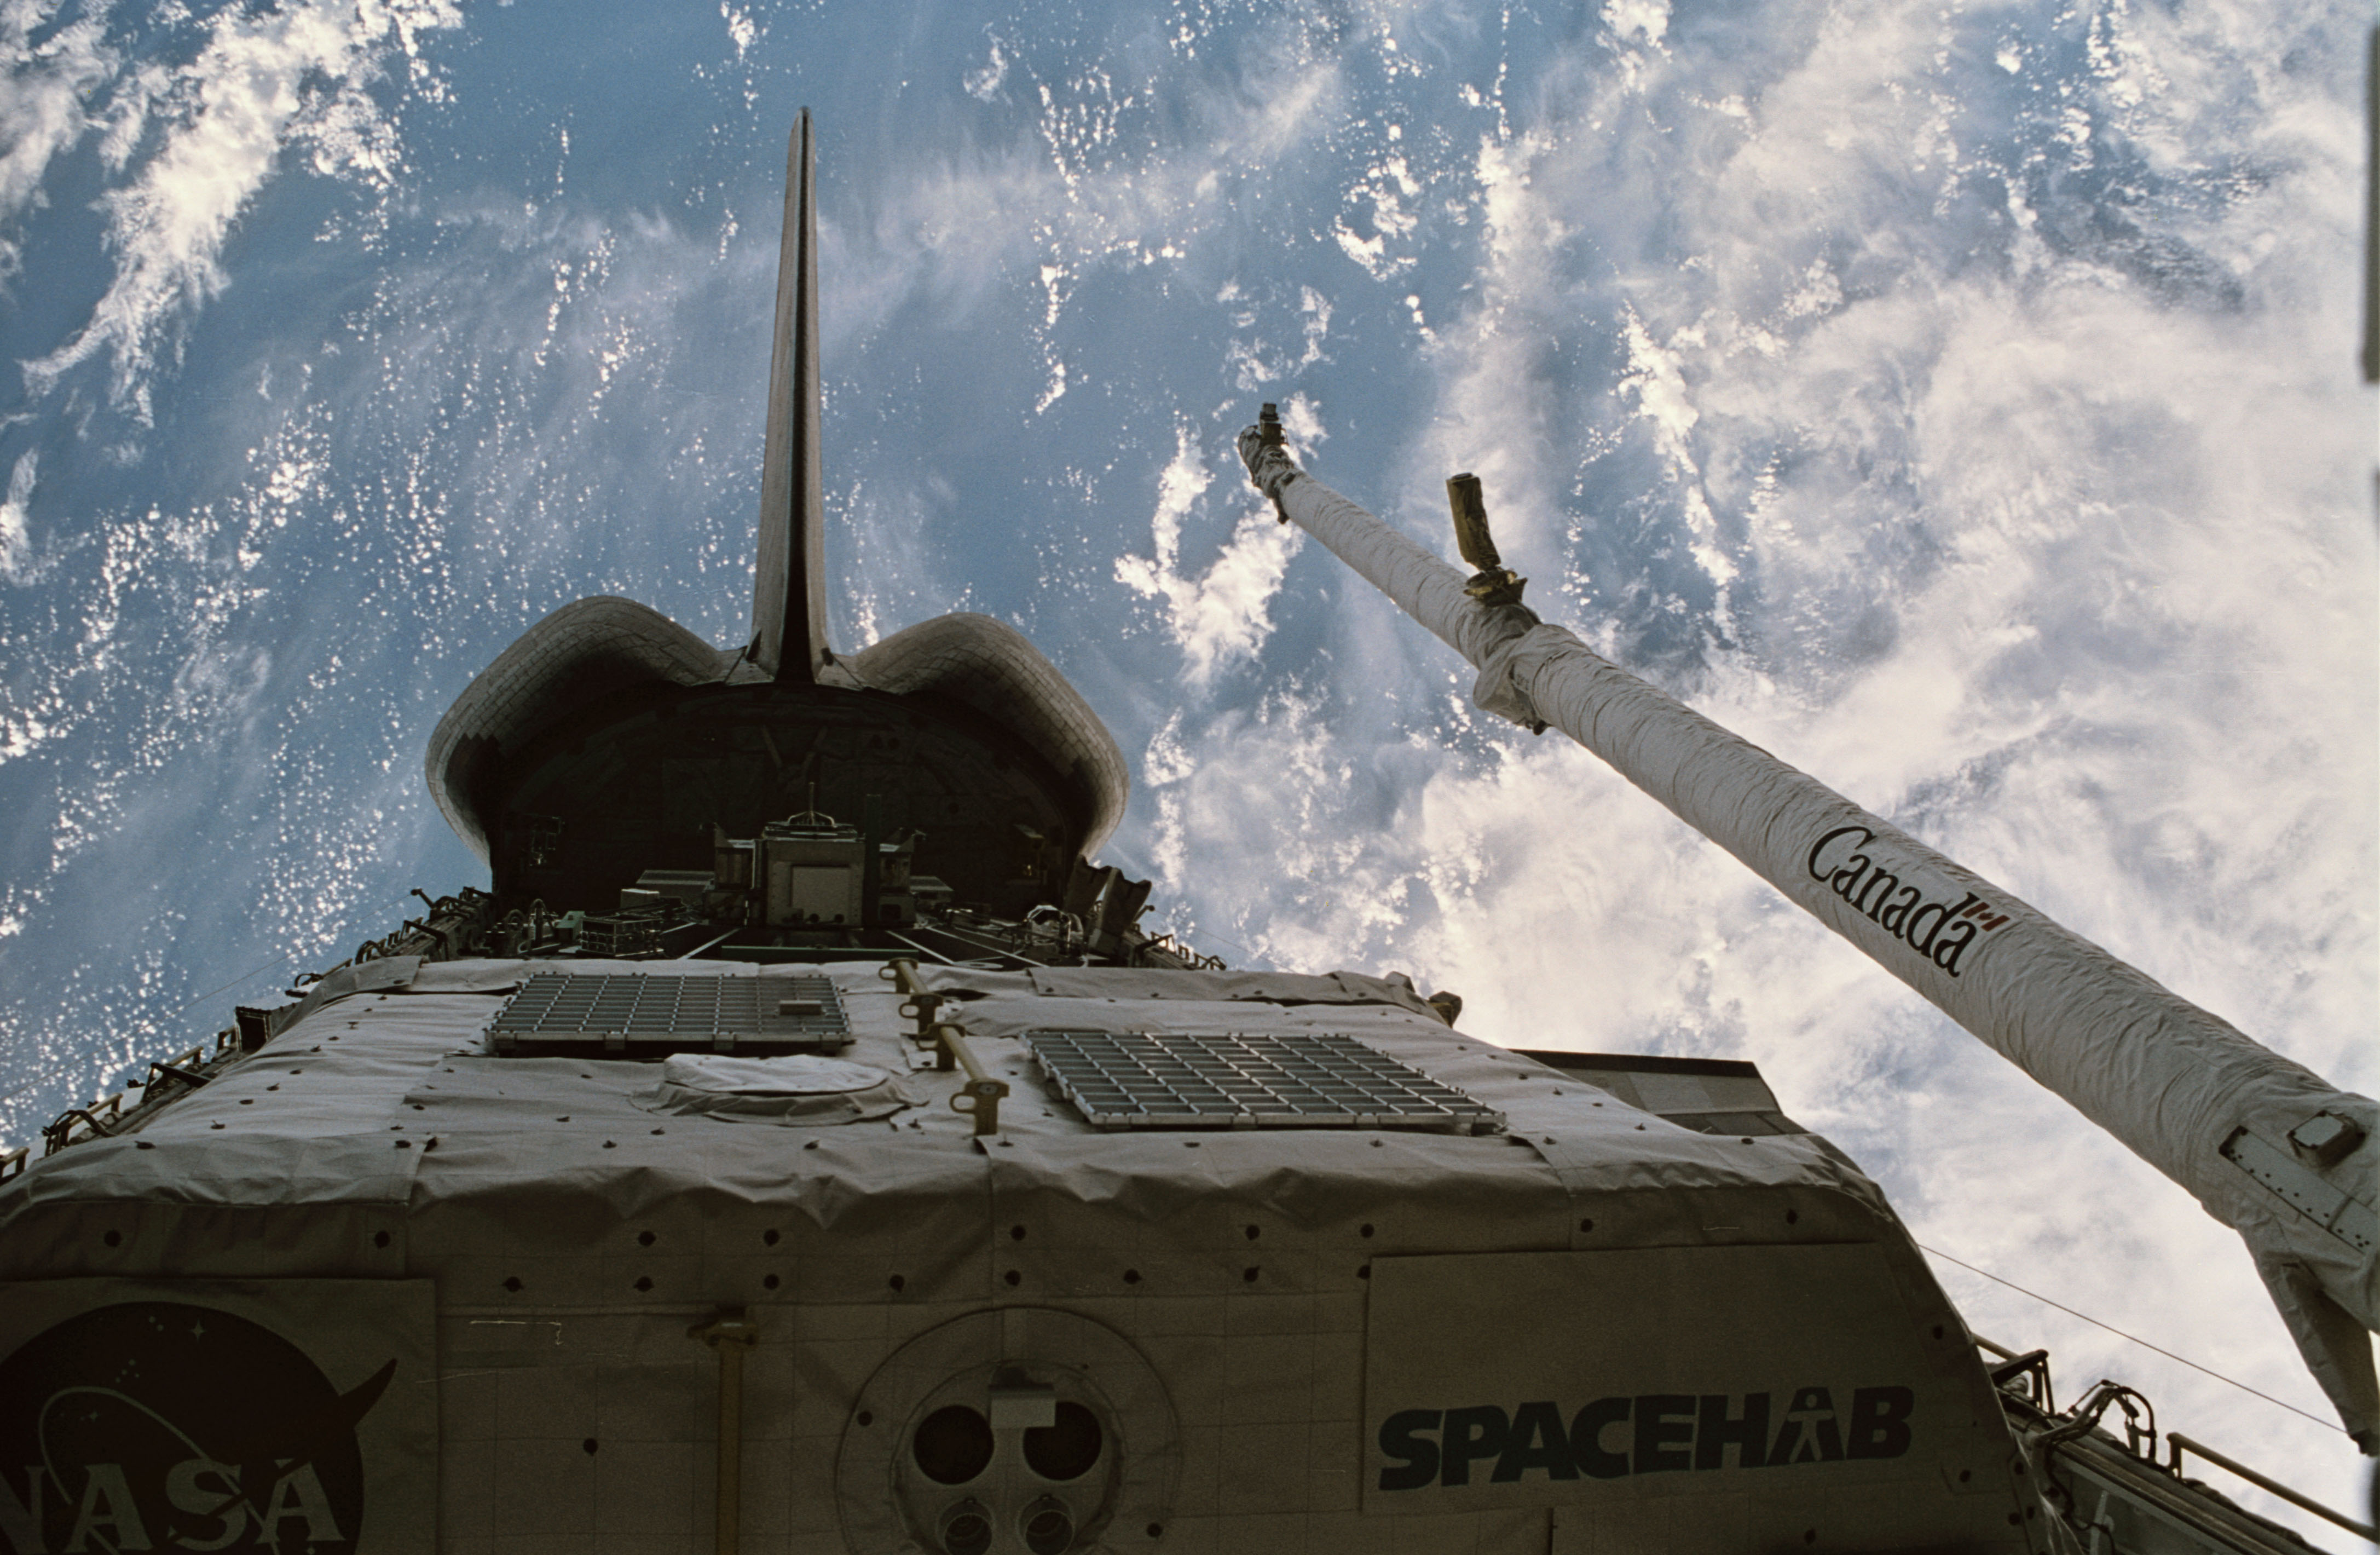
[964,32,1008,101]
[720,2,755,65]
[0,448,33,581]
[21,0,461,417]
[0,0,117,279]
[1115,422,1303,685]
[1602,0,1669,48]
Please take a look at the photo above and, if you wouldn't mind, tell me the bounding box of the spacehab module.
[0,113,2371,1555]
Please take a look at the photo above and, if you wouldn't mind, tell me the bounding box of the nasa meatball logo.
[0,1303,394,1555]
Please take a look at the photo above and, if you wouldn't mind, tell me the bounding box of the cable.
[1919,1243,2345,1435]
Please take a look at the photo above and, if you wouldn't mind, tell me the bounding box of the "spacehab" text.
[1376,1386,1916,1490]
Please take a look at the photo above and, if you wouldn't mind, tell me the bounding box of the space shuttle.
[424,114,1130,934]
[0,110,2369,1555]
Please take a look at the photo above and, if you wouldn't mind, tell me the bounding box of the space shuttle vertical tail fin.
[749,108,828,681]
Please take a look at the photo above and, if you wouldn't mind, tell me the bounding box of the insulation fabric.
[1258,451,2380,1437]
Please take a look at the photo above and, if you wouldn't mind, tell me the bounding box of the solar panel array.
[1025,1029,1503,1134]
[488,972,850,1056]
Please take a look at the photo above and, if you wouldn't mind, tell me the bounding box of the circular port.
[1021,1496,1074,1555]
[838,1309,1178,1555]
[1023,1401,1104,1482]
[937,1501,992,1555]
[913,1405,996,1485]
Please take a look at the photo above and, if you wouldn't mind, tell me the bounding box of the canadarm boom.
[1238,410,2380,1449]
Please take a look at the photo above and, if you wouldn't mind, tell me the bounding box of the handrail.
[881,958,947,1044]
[1976,1337,2367,1543]
[42,1092,124,1156]
[932,1021,1008,1136]
[2167,1433,2376,1541]
[882,958,1008,1134]
[688,1309,758,1555]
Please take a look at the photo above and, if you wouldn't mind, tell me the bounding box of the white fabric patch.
[660,1053,887,1095]
[636,1053,920,1124]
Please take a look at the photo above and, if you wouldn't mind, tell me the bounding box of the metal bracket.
[1244,404,1298,522]
[2220,1126,2379,1254]
[934,1021,1009,1136]
[882,958,948,1048]
[1986,1348,2054,1412]
[1446,472,1527,606]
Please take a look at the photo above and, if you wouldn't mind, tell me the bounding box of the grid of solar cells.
[489,974,847,1039]
[1024,1029,1504,1133]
